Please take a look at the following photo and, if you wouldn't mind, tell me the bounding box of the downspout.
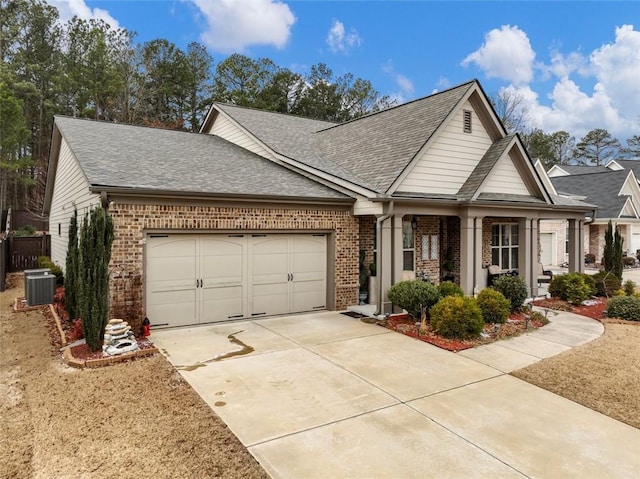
[374,200,394,316]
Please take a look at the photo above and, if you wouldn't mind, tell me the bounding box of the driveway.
[153,312,640,478]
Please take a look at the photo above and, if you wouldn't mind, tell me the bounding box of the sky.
[45,0,640,142]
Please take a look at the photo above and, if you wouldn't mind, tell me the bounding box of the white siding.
[478,152,531,196]
[209,114,274,159]
[397,101,493,195]
[48,138,99,269]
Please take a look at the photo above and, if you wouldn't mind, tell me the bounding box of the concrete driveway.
[153,311,640,478]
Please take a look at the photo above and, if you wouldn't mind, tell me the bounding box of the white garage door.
[540,233,554,266]
[146,233,327,327]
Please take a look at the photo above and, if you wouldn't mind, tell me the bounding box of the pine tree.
[64,208,78,320]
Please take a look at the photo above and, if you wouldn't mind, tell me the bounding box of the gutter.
[374,200,394,316]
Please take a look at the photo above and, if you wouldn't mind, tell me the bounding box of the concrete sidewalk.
[153,310,638,479]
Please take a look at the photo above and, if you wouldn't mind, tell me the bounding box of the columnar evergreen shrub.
[603,220,624,281]
[476,288,510,324]
[592,271,621,297]
[603,221,614,273]
[613,227,624,280]
[65,208,79,321]
[491,275,528,311]
[387,280,440,319]
[79,207,114,352]
[429,296,484,339]
[606,296,640,321]
[438,281,463,298]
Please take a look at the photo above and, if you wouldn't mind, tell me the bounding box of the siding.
[209,114,275,159]
[48,138,99,269]
[397,101,493,195]
[478,151,530,195]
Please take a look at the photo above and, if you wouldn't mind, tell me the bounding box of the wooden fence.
[6,235,51,272]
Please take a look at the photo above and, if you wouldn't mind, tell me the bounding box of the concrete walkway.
[152,310,639,478]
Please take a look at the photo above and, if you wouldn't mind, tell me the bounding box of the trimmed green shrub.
[15,225,36,236]
[491,275,528,311]
[37,256,64,285]
[387,280,440,319]
[430,296,484,339]
[476,288,510,324]
[592,271,622,297]
[548,272,594,304]
[438,281,463,298]
[606,295,640,321]
[623,279,637,296]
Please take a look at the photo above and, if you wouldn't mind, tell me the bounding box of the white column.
[460,216,476,295]
[578,220,585,273]
[380,217,393,314]
[392,214,404,285]
[518,217,533,297]
[530,219,539,297]
[567,218,580,272]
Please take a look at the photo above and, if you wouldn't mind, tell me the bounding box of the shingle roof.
[556,165,610,175]
[457,135,515,200]
[54,116,349,200]
[550,170,630,218]
[215,81,476,193]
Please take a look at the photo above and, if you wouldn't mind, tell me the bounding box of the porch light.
[411,217,418,231]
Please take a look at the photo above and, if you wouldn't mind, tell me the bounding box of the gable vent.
[463,110,472,133]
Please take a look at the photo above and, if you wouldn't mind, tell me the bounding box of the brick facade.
[108,203,359,332]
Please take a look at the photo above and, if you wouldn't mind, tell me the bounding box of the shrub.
[606,296,640,321]
[14,225,36,236]
[585,253,596,264]
[387,280,440,319]
[430,296,484,339]
[438,281,463,298]
[623,256,636,267]
[476,288,510,324]
[37,256,64,285]
[491,275,528,311]
[592,271,622,297]
[548,272,593,304]
[623,279,637,296]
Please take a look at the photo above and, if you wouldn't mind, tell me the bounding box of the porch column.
[392,214,404,285]
[460,216,483,295]
[518,218,534,297]
[380,216,394,314]
[567,218,582,273]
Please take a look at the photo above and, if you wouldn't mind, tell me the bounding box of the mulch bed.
[532,296,607,321]
[14,283,156,365]
[383,311,548,352]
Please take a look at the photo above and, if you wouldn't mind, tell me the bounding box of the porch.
[357,207,586,315]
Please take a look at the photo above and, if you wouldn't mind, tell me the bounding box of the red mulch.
[18,284,156,362]
[383,311,549,352]
[532,297,607,321]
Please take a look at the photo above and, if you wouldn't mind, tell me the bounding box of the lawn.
[0,281,268,479]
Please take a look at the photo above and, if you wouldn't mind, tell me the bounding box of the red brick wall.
[108,203,359,331]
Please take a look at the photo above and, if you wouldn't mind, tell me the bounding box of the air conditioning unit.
[25,269,56,306]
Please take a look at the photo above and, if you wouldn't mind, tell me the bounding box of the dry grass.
[512,319,640,430]
[0,282,268,479]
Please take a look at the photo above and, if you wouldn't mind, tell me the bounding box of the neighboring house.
[44,80,591,330]
[540,160,640,265]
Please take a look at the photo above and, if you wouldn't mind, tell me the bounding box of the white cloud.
[191,0,296,53]
[382,60,414,103]
[462,25,536,85]
[45,0,120,28]
[326,20,362,54]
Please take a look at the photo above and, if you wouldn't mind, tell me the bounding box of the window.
[402,221,415,271]
[491,223,519,270]
[463,110,472,133]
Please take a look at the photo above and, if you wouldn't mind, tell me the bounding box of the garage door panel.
[147,289,197,327]
[201,285,244,322]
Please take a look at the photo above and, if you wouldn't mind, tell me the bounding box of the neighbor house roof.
[214,81,477,193]
[51,116,349,201]
[551,170,630,219]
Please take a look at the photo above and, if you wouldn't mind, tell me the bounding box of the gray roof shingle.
[551,170,630,218]
[215,81,476,193]
[54,116,349,200]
